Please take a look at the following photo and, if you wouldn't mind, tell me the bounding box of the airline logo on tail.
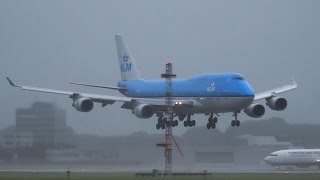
[122,53,129,62]
[121,53,132,72]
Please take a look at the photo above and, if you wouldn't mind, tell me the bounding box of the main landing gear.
[206,113,218,129]
[231,110,240,127]
[183,114,196,127]
[156,113,195,129]
[156,114,178,130]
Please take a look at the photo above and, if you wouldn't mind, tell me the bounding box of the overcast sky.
[1,0,319,135]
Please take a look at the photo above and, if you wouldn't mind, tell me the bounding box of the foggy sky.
[1,0,319,135]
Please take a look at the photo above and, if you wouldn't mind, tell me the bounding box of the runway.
[0,163,319,173]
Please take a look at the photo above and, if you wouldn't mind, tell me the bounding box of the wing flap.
[69,82,127,90]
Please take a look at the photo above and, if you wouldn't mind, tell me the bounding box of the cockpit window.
[232,76,245,80]
[270,154,278,156]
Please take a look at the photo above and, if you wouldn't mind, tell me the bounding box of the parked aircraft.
[265,149,320,169]
[7,35,298,129]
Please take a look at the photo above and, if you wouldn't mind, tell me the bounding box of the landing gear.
[206,113,218,129]
[231,111,240,127]
[178,114,186,121]
[156,113,197,129]
[184,114,196,127]
[231,120,240,127]
[184,120,196,127]
[207,121,216,129]
[169,120,179,127]
[156,114,178,129]
[156,117,166,129]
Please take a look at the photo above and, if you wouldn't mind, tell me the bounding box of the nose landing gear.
[231,110,240,127]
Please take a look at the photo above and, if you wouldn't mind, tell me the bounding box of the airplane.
[265,149,320,170]
[6,34,298,130]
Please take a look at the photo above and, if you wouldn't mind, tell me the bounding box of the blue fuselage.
[117,73,255,114]
[117,73,255,98]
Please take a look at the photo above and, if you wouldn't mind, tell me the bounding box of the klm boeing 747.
[7,35,298,130]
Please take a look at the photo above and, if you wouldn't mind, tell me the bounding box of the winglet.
[291,76,298,87]
[6,77,20,87]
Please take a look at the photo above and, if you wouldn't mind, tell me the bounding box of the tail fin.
[115,35,143,81]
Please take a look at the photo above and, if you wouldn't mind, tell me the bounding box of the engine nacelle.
[73,97,94,112]
[266,96,287,111]
[244,103,265,118]
[133,104,154,119]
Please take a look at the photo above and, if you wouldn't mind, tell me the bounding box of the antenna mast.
[161,62,176,173]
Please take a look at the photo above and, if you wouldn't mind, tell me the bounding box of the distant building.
[0,131,33,149]
[237,135,293,147]
[15,102,69,147]
[46,149,80,162]
[0,102,75,161]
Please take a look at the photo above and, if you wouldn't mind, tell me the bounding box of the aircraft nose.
[264,156,271,164]
[241,81,255,96]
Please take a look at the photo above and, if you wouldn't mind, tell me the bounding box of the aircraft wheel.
[170,121,176,127]
[231,120,236,127]
[208,117,213,123]
[184,121,188,127]
[213,117,218,123]
[206,123,211,129]
[211,123,216,129]
[161,124,165,129]
[236,120,240,127]
[156,123,160,130]
[192,120,196,126]
[158,118,162,124]
[187,121,191,127]
[174,120,178,127]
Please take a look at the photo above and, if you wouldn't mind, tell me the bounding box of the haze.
[1,0,319,135]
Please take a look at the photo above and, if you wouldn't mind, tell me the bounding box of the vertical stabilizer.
[115,35,143,81]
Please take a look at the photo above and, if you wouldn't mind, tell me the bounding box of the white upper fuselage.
[265,149,320,168]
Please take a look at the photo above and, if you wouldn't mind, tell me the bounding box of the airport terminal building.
[15,102,68,147]
[0,102,74,161]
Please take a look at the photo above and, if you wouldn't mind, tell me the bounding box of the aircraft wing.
[6,77,130,106]
[254,77,298,101]
[6,77,193,108]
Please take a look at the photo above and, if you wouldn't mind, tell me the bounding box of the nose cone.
[264,156,271,164]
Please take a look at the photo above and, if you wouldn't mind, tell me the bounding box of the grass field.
[0,172,319,180]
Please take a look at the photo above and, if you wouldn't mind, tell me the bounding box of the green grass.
[0,172,319,180]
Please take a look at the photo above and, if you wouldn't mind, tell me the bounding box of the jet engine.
[133,104,154,119]
[244,103,265,118]
[73,97,94,112]
[266,96,287,111]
